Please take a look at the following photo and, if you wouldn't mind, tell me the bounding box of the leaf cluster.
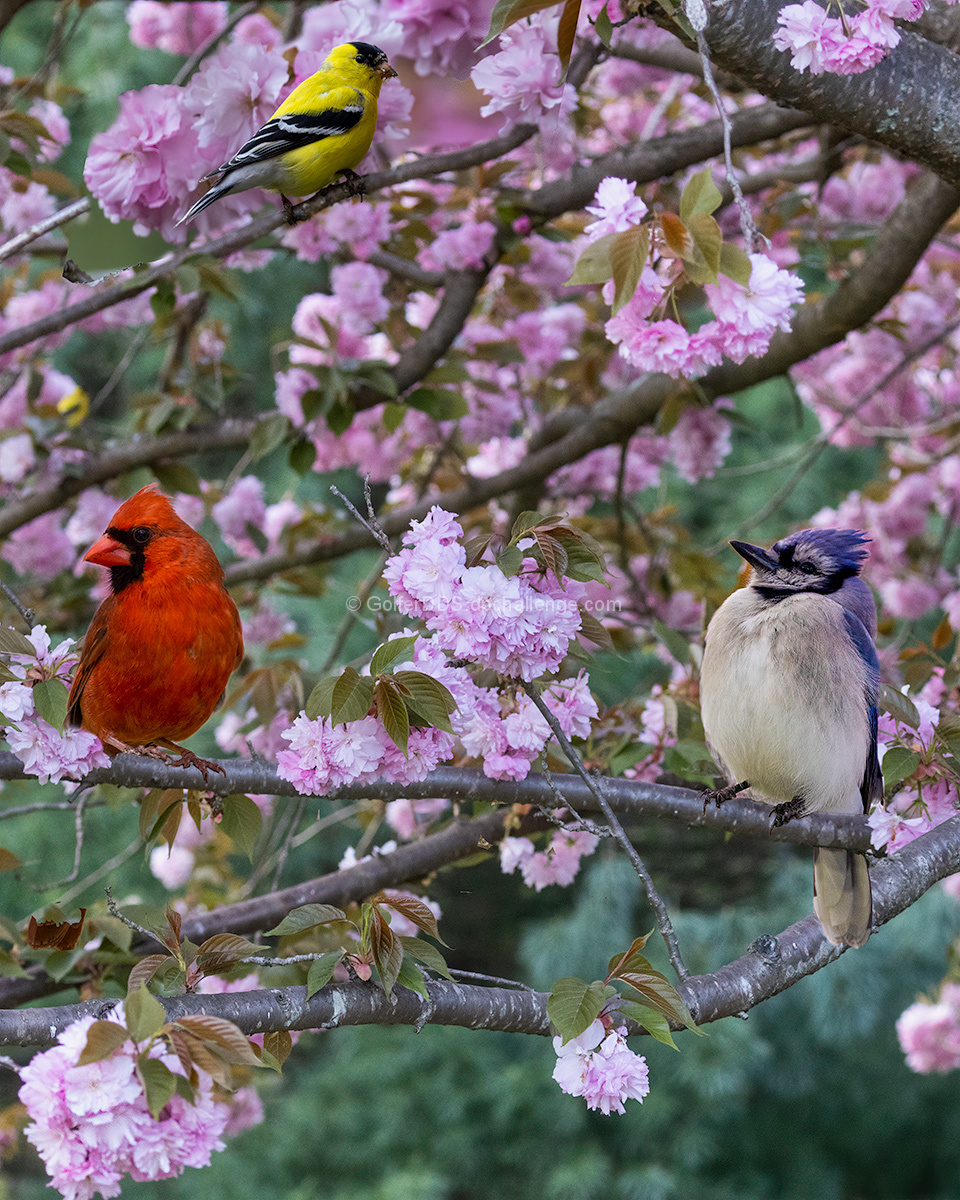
[547,932,699,1049]
[304,635,457,757]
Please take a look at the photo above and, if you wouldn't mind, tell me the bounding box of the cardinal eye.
[131,526,152,545]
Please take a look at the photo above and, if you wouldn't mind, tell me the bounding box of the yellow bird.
[177,41,397,226]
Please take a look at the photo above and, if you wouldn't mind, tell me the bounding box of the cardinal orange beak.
[84,534,131,568]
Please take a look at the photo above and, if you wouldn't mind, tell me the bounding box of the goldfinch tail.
[176,178,234,227]
[813,847,872,948]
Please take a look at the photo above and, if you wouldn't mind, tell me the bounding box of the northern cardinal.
[67,484,244,781]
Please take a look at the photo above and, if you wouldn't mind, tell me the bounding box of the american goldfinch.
[177,41,397,226]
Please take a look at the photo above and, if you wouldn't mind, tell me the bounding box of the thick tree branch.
[0,125,538,363]
[0,422,253,539]
[517,101,813,219]
[649,0,960,186]
[3,814,958,1046]
[0,754,875,851]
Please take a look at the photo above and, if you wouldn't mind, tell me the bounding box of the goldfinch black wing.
[204,87,367,179]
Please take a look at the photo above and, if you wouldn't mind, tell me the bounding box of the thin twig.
[0,581,34,629]
[172,1,260,86]
[520,679,689,981]
[447,969,536,991]
[105,887,157,941]
[268,797,305,892]
[319,551,390,676]
[688,0,756,252]
[57,838,142,908]
[0,198,89,264]
[39,793,88,891]
[329,481,392,553]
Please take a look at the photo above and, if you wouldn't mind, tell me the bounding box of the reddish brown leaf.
[26,908,86,950]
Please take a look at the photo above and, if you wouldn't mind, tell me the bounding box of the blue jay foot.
[701,779,749,813]
[770,796,806,828]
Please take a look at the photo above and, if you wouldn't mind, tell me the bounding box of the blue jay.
[699,528,881,948]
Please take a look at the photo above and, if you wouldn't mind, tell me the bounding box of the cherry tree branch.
[648,0,960,186]
[3,814,958,1047]
[0,754,875,851]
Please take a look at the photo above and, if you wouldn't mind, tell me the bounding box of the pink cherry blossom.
[553,1020,650,1114]
[584,176,649,240]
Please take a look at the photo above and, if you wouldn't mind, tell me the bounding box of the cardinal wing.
[66,619,110,728]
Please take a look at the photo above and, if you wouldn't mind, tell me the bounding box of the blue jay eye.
[797,561,818,574]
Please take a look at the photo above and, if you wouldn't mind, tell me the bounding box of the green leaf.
[376,679,410,756]
[289,437,316,474]
[684,212,722,285]
[399,935,454,980]
[482,0,567,45]
[395,953,429,999]
[547,976,610,1043]
[0,627,37,656]
[577,604,613,650]
[356,362,398,399]
[305,676,336,721]
[881,684,921,730]
[265,904,349,938]
[610,224,650,314]
[392,671,458,733]
[125,984,167,1044]
[330,667,375,725]
[326,398,355,436]
[566,231,615,286]
[593,0,614,46]
[249,413,291,463]
[76,1020,129,1065]
[370,635,419,676]
[719,242,753,286]
[137,1055,178,1119]
[679,167,723,220]
[306,951,345,998]
[618,998,679,1049]
[882,746,920,791]
[497,544,524,577]
[383,401,406,433]
[31,677,68,734]
[405,387,469,421]
[219,794,263,861]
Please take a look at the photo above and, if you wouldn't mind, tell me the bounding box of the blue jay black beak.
[729,540,778,573]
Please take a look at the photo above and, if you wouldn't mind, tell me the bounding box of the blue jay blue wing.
[842,608,882,810]
[206,103,365,177]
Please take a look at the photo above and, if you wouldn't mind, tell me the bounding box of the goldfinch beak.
[378,62,398,79]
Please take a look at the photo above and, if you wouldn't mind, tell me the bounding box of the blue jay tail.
[813,847,872,948]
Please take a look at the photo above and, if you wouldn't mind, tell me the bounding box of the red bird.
[66,484,244,780]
